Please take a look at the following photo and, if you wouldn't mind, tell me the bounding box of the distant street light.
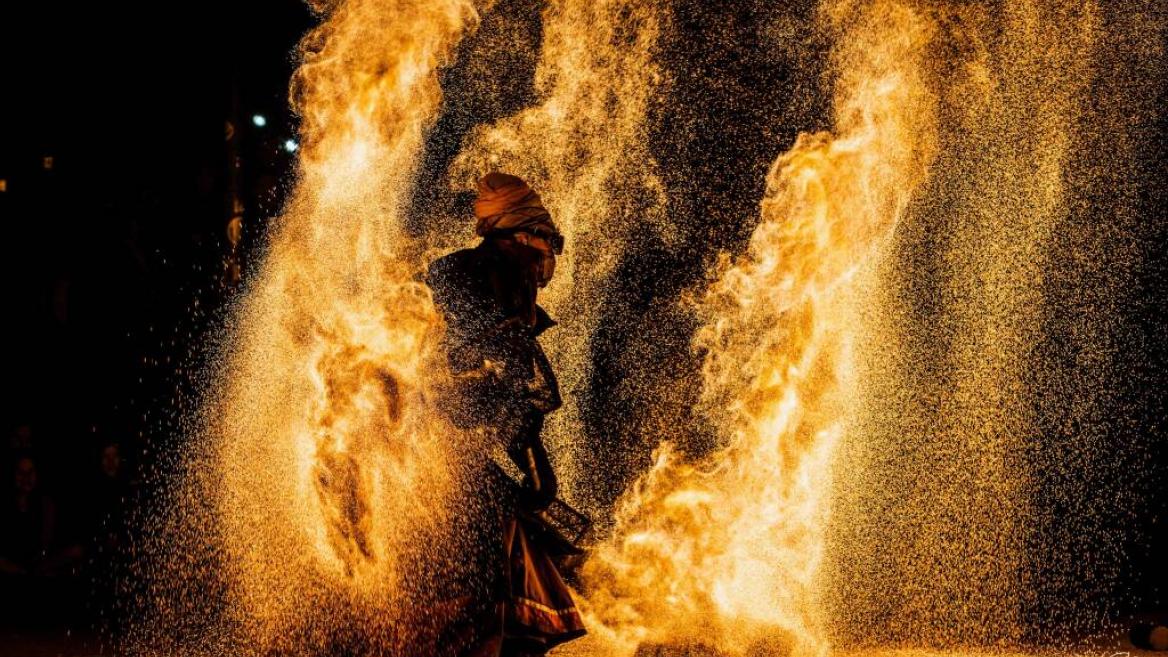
[283,139,299,153]
[252,114,267,128]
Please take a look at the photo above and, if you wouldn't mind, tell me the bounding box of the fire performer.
[426,172,585,656]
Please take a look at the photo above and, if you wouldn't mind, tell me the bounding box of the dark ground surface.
[3,616,1168,657]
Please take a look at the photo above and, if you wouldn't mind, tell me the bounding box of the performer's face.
[513,231,558,288]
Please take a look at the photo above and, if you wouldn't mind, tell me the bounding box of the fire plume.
[576,2,939,654]
[207,0,481,651]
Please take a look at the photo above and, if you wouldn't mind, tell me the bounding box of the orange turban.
[473,172,556,237]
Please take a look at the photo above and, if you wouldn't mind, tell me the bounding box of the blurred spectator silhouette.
[0,454,57,577]
[84,438,137,639]
[89,441,131,553]
[1,435,87,629]
[7,424,34,452]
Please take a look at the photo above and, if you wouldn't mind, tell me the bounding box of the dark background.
[0,0,1164,654]
[0,2,313,651]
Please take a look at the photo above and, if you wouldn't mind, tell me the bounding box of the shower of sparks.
[129,1,484,654]
[573,1,938,654]
[126,0,1164,655]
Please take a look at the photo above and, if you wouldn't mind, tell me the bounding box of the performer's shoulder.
[426,247,479,285]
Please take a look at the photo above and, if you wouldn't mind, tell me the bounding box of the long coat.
[426,239,585,655]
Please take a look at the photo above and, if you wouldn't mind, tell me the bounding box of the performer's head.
[473,172,563,288]
[14,455,37,495]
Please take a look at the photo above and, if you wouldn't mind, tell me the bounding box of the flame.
[128,0,1161,653]
[207,0,482,651]
[575,1,939,654]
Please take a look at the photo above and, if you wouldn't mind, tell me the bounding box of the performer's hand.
[482,359,504,379]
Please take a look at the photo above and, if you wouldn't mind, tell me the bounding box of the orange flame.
[209,0,482,650]
[576,2,939,654]
[143,0,1143,655]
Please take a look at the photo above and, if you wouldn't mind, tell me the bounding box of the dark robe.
[426,238,585,655]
